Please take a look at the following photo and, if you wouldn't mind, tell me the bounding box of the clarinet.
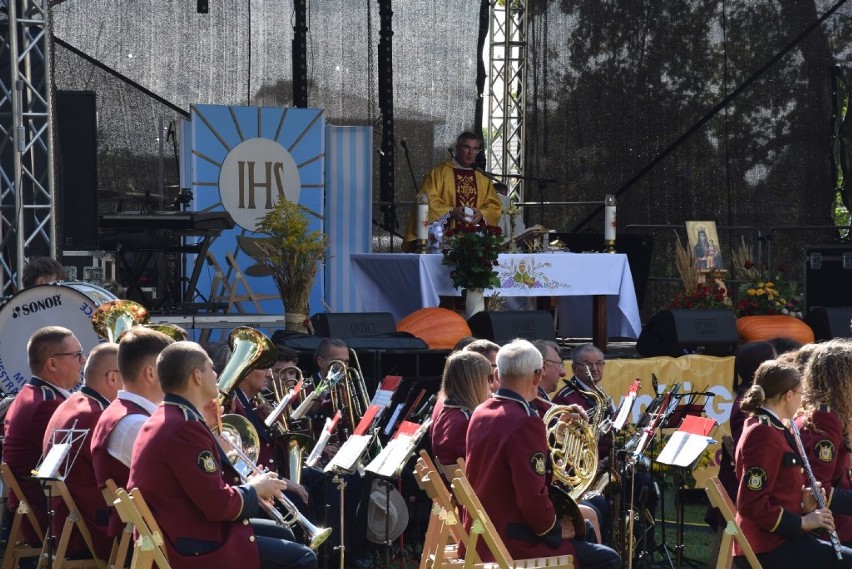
[789,419,843,560]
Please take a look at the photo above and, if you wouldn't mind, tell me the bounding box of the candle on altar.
[416,192,429,241]
[604,194,617,242]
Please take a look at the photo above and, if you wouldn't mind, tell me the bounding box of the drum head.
[0,282,117,393]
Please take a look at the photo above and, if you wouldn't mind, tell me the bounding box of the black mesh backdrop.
[49,1,852,318]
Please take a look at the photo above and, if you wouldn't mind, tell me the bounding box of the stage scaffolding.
[487,0,527,198]
[0,0,57,294]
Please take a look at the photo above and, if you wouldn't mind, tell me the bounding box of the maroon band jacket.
[128,394,260,569]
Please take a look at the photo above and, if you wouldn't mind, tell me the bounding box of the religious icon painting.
[685,220,723,272]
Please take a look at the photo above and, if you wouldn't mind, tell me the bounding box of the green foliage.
[441,222,503,290]
[255,199,327,313]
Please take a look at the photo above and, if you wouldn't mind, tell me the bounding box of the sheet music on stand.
[35,426,89,480]
[612,378,641,432]
[656,415,718,468]
[324,404,382,474]
[366,418,432,479]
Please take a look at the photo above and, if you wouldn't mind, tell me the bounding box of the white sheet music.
[365,435,413,478]
[613,392,636,432]
[324,434,371,473]
[36,443,71,479]
[656,431,711,467]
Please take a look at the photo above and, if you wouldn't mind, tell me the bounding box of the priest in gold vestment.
[403,131,502,250]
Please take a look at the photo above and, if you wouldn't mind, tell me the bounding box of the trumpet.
[216,414,332,550]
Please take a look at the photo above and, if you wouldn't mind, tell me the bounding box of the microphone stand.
[400,140,419,194]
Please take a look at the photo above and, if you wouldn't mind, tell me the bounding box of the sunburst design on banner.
[190,105,326,320]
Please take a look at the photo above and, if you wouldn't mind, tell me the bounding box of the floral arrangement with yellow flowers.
[734,260,803,318]
[255,198,327,332]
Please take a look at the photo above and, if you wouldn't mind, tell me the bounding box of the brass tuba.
[217,327,278,405]
[217,415,332,549]
[92,299,150,342]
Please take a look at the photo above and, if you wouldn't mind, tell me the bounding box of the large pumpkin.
[736,315,814,344]
[397,307,472,350]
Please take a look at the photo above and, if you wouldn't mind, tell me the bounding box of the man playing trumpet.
[128,341,316,569]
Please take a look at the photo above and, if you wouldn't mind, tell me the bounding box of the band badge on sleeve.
[815,440,835,463]
[745,467,767,491]
[197,450,218,474]
[530,452,546,476]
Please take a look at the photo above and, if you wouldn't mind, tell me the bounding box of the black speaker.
[56,91,98,249]
[805,245,852,310]
[310,312,396,338]
[467,311,556,345]
[636,309,738,357]
[805,307,852,341]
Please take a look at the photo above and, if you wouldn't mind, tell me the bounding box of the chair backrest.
[45,479,105,568]
[112,488,171,569]
[449,469,516,568]
[414,451,470,548]
[705,476,762,569]
[0,462,45,543]
[0,463,45,569]
[102,479,131,569]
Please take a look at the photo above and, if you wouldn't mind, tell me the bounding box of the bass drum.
[0,282,117,394]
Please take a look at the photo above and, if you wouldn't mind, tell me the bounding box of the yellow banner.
[569,355,736,488]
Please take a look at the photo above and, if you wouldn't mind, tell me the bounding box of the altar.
[351,252,642,349]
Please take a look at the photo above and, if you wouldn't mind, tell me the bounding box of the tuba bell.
[217,327,278,405]
[92,299,150,342]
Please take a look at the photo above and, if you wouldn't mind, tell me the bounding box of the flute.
[789,419,843,560]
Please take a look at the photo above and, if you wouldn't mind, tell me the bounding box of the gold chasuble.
[403,160,502,246]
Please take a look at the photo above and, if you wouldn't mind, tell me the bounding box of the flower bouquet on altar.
[255,198,328,333]
[441,221,502,316]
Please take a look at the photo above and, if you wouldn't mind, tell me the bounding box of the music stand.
[655,394,717,569]
[365,419,432,569]
[33,425,89,565]
[323,406,383,569]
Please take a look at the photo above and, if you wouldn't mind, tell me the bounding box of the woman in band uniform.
[795,340,852,546]
[735,360,852,568]
[430,351,492,469]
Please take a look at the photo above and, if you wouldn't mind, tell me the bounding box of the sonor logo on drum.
[11,294,63,318]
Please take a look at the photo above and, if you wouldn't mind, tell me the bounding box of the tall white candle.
[416,192,429,241]
[604,194,617,241]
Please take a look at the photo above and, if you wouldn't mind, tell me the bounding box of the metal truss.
[0,0,57,294]
[487,0,527,198]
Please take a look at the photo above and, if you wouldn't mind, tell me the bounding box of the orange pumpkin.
[397,307,472,350]
[736,315,814,344]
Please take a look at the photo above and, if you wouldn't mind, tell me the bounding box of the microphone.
[400,139,408,151]
[447,147,454,157]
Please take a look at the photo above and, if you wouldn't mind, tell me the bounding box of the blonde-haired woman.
[430,350,492,469]
[735,360,852,568]
[795,339,852,546]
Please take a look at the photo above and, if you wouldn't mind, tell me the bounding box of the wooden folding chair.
[413,451,471,569]
[448,467,574,569]
[36,480,105,569]
[101,480,131,569]
[0,463,45,569]
[705,476,762,569]
[111,488,170,569]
